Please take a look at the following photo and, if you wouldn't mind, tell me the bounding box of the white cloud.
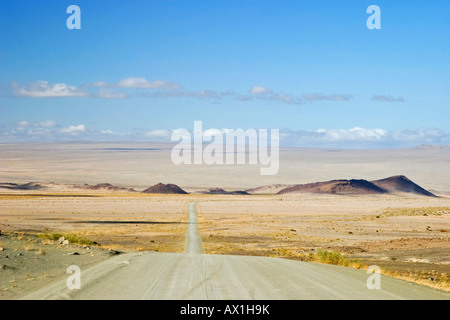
[117,77,182,90]
[249,85,273,95]
[16,121,30,130]
[26,128,50,136]
[60,124,86,135]
[317,127,387,142]
[372,95,405,102]
[16,120,56,131]
[17,120,30,127]
[145,129,172,139]
[12,81,89,98]
[11,78,181,99]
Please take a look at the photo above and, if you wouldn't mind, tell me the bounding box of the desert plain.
[0,142,449,299]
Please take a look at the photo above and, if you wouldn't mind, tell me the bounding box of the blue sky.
[0,0,449,147]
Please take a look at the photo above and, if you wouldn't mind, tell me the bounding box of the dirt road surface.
[20,203,449,300]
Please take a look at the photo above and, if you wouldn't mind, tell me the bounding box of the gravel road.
[20,202,449,300]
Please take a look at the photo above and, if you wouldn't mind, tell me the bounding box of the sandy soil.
[0,193,192,253]
[0,232,114,300]
[0,192,192,300]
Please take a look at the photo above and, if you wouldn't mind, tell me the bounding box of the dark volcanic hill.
[246,184,293,194]
[371,175,436,197]
[277,176,436,197]
[203,188,249,195]
[142,183,188,194]
[206,188,227,194]
[277,179,386,195]
[83,183,136,192]
[0,182,44,190]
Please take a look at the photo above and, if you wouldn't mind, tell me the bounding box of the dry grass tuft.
[39,233,97,246]
[381,207,450,217]
[315,249,364,269]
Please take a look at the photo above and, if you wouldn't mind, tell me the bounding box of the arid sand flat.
[0,142,449,193]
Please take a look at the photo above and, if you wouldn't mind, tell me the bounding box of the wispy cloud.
[371,95,405,102]
[281,127,449,147]
[96,89,128,99]
[234,95,253,102]
[39,120,57,128]
[13,81,128,100]
[117,77,182,90]
[233,86,304,105]
[1,120,449,148]
[86,77,182,90]
[87,81,109,88]
[242,87,352,105]
[11,79,354,106]
[303,93,353,101]
[220,90,238,97]
[12,81,89,98]
[267,93,303,105]
[4,120,60,139]
[390,128,446,142]
[15,120,57,131]
[15,121,30,130]
[152,89,222,100]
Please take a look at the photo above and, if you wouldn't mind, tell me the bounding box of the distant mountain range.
[414,144,450,151]
[0,175,438,197]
